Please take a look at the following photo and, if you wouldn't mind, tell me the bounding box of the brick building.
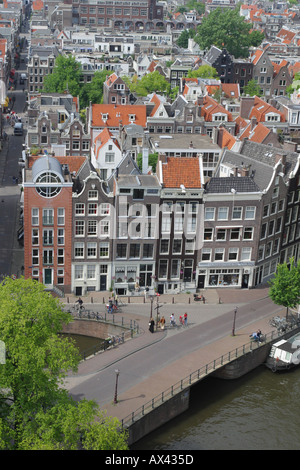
[70,0,164,29]
[23,154,85,293]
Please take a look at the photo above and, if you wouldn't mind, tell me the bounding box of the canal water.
[61,333,105,358]
[131,365,300,450]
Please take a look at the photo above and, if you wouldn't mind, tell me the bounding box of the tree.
[269,258,300,318]
[243,79,261,97]
[187,65,219,79]
[137,152,158,172]
[177,29,195,48]
[43,55,82,97]
[0,277,128,450]
[125,71,171,97]
[79,70,113,108]
[194,7,264,58]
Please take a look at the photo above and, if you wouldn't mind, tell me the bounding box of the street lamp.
[149,294,154,322]
[232,306,238,336]
[114,369,120,404]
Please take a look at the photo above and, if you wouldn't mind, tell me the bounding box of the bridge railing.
[120,324,299,429]
[64,309,139,361]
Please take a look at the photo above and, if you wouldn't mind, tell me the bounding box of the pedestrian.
[170,313,176,327]
[160,316,165,330]
[114,293,118,307]
[179,315,184,326]
[149,317,155,333]
[184,312,188,326]
[108,297,113,313]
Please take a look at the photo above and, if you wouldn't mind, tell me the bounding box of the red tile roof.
[251,49,264,65]
[219,127,236,149]
[91,104,147,128]
[250,96,285,123]
[221,83,240,99]
[240,121,270,143]
[289,62,300,78]
[28,155,87,175]
[32,0,44,11]
[200,95,233,122]
[276,28,296,44]
[160,157,202,188]
[105,73,118,88]
[235,116,247,134]
[149,93,162,116]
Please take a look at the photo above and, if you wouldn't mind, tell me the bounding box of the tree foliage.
[269,258,300,318]
[125,71,171,97]
[177,29,195,48]
[194,8,264,58]
[43,55,113,109]
[43,55,82,97]
[0,277,128,450]
[243,79,261,97]
[79,69,113,108]
[137,152,158,172]
[187,65,219,79]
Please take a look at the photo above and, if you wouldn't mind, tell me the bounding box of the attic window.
[129,114,136,121]
[102,113,108,121]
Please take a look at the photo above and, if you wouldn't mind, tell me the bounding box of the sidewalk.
[61,284,270,308]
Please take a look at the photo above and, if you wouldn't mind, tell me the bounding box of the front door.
[100,275,107,291]
[198,275,205,289]
[44,268,52,285]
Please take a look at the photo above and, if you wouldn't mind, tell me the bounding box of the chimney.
[275,154,287,171]
[189,141,194,149]
[250,116,257,131]
[241,165,250,177]
[240,95,255,119]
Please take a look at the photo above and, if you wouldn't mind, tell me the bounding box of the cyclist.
[75,297,83,310]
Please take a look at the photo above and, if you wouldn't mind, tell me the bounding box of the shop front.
[197,262,254,288]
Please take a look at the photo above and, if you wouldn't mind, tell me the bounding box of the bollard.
[172,297,174,304]
[91,297,93,303]
[189,297,190,304]
[67,297,69,303]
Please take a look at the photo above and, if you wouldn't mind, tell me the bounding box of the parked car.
[19,73,26,85]
[14,123,23,136]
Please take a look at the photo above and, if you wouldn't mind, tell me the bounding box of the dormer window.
[129,114,136,122]
[102,113,108,121]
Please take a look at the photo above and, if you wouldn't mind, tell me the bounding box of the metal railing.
[120,322,300,429]
[79,330,135,361]
[64,308,139,361]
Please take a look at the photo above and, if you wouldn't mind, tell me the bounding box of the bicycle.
[106,304,121,313]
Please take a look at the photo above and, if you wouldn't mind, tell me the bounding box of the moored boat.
[266,333,300,372]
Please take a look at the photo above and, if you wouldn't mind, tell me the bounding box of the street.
[0,43,27,279]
